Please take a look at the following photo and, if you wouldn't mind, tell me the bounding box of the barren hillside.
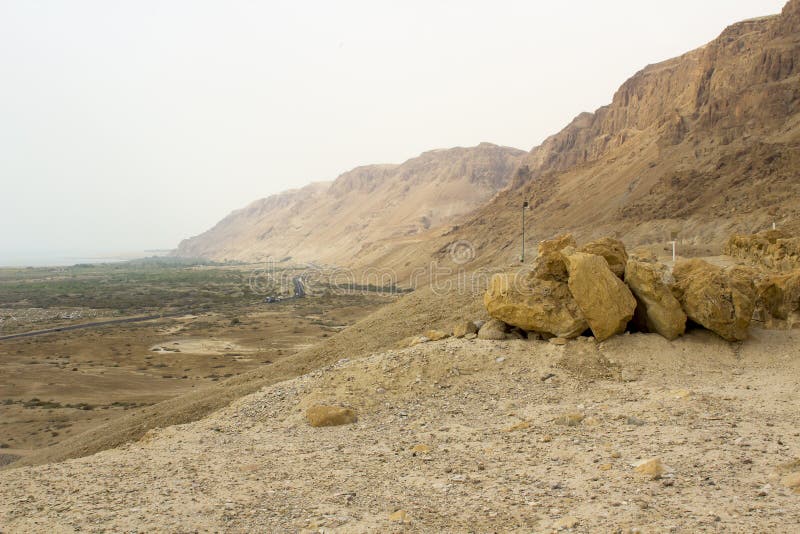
[405,0,800,271]
[174,143,524,264]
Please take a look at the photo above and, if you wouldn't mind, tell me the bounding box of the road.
[292,276,305,298]
[0,312,189,342]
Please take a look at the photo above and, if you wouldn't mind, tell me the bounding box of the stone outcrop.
[672,259,756,341]
[561,248,636,341]
[579,237,628,278]
[624,258,687,340]
[484,267,588,339]
[724,230,800,272]
[755,269,800,326]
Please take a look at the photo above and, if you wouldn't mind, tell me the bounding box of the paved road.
[292,276,305,298]
[0,312,189,342]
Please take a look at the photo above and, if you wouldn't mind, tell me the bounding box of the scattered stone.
[540,434,553,443]
[411,444,431,454]
[555,413,584,426]
[452,320,479,338]
[626,416,646,426]
[477,318,508,340]
[561,247,637,341]
[672,259,756,341]
[584,416,601,426]
[624,258,687,340]
[540,372,556,381]
[580,237,628,278]
[464,333,478,340]
[553,516,579,530]
[599,463,613,471]
[633,458,665,479]
[549,337,568,346]
[425,329,450,341]
[389,509,410,523]
[505,421,531,432]
[305,405,357,427]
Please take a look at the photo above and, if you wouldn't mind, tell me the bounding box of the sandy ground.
[2,327,799,532]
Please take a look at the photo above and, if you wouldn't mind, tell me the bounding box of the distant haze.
[0,0,786,262]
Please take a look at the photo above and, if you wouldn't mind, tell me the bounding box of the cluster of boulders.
[482,234,799,342]
[725,229,800,271]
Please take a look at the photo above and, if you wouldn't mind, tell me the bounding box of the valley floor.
[1,329,799,532]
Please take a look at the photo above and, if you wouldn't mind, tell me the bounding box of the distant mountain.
[177,1,800,277]
[358,0,800,274]
[173,143,524,263]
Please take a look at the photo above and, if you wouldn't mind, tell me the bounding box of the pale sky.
[0,0,787,259]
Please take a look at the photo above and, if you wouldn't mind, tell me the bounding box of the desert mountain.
[174,143,524,264]
[178,1,800,280]
[411,0,800,269]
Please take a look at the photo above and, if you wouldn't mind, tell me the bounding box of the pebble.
[633,458,666,479]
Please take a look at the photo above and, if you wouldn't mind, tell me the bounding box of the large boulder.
[561,248,637,341]
[672,259,756,341]
[624,258,686,340]
[755,269,800,325]
[537,233,577,257]
[483,269,588,339]
[580,237,628,278]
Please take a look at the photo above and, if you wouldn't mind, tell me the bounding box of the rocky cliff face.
[177,1,800,275]
[403,0,800,272]
[174,143,524,263]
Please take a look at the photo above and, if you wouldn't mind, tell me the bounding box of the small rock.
[452,320,478,338]
[478,319,508,340]
[464,333,478,340]
[306,405,357,427]
[549,337,568,346]
[553,515,579,530]
[495,356,506,363]
[504,421,531,432]
[633,457,665,479]
[599,463,613,471]
[389,510,410,523]
[540,434,553,443]
[411,443,431,454]
[425,329,450,341]
[555,413,584,426]
[540,372,556,381]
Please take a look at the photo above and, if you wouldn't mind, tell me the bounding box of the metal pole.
[521,201,529,263]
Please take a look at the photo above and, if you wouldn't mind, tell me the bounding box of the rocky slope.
[3,330,800,532]
[354,1,800,277]
[174,143,524,264]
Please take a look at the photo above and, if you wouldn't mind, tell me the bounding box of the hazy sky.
[0,0,787,258]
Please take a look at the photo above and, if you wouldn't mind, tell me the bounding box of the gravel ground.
[1,328,799,532]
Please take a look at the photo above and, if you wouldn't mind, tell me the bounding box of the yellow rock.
[411,443,431,454]
[599,463,613,471]
[633,457,665,479]
[549,337,568,346]
[561,248,637,341]
[505,421,531,432]
[672,389,691,399]
[305,405,357,427]
[389,509,410,523]
[554,413,584,426]
[540,434,553,443]
[425,329,450,341]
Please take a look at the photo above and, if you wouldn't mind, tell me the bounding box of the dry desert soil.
[2,327,800,532]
